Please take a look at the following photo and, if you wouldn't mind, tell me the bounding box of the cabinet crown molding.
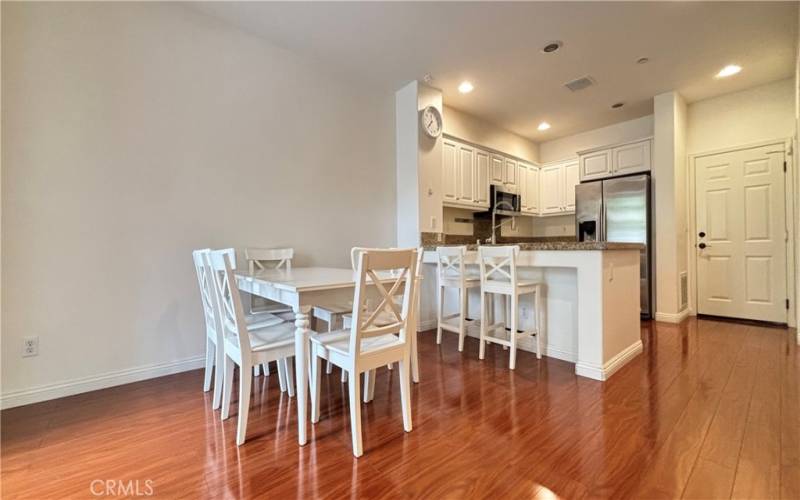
[576,136,654,157]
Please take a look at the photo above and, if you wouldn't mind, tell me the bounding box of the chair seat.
[253,301,294,315]
[313,303,352,318]
[235,321,297,352]
[341,309,400,329]
[440,276,481,289]
[311,329,403,356]
[482,279,540,295]
[244,312,285,330]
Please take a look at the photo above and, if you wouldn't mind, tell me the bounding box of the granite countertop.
[422,241,644,251]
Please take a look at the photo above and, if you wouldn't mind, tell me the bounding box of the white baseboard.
[575,340,643,381]
[418,319,438,331]
[0,355,206,410]
[654,308,691,324]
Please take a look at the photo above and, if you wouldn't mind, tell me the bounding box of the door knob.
[698,231,706,238]
[698,242,707,249]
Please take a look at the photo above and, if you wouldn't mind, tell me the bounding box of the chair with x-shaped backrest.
[207,250,298,445]
[478,245,543,370]
[309,248,418,457]
[435,246,481,352]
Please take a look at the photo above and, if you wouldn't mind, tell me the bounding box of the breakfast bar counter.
[420,244,643,381]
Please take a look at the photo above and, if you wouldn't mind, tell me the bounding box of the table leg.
[411,277,421,383]
[294,306,311,446]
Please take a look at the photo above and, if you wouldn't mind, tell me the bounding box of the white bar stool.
[435,246,481,352]
[478,245,543,369]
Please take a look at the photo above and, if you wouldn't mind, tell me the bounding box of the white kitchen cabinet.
[474,149,490,208]
[519,163,540,214]
[539,164,563,214]
[563,161,579,213]
[578,137,652,181]
[442,136,533,211]
[579,150,612,181]
[504,158,517,192]
[490,154,504,184]
[538,160,578,215]
[456,144,475,204]
[442,139,458,202]
[612,139,651,176]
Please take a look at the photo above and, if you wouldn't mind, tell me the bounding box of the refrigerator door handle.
[600,190,607,242]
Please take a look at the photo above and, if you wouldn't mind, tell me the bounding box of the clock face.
[421,106,442,138]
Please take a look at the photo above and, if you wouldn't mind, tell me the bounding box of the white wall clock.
[420,105,442,138]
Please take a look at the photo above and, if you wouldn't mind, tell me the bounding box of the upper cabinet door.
[442,139,458,202]
[539,165,563,214]
[525,164,539,214]
[612,139,651,175]
[504,158,517,191]
[563,161,579,213]
[456,144,475,203]
[518,164,529,211]
[474,149,490,208]
[490,154,504,184]
[580,150,612,181]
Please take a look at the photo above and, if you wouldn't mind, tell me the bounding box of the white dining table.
[235,266,419,446]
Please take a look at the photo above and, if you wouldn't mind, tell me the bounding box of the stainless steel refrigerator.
[575,174,652,319]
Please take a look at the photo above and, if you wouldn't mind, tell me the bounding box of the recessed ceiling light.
[636,57,649,65]
[458,81,474,94]
[612,102,625,109]
[542,41,562,54]
[716,65,742,78]
[537,122,551,131]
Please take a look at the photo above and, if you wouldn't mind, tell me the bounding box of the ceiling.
[191,2,798,142]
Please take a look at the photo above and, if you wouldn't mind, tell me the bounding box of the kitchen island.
[420,241,643,381]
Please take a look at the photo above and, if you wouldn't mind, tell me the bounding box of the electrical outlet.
[521,306,529,319]
[23,336,39,357]
[430,216,437,230]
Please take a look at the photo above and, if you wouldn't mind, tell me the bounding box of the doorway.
[693,143,789,323]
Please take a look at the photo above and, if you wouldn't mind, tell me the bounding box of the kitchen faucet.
[488,200,516,245]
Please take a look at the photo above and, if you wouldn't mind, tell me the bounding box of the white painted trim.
[418,319,437,331]
[654,308,691,324]
[541,345,577,363]
[602,340,644,379]
[575,340,643,381]
[0,355,205,409]
[687,138,795,326]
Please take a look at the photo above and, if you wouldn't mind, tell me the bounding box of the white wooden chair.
[244,247,297,379]
[210,248,295,393]
[344,247,424,402]
[310,248,418,457]
[244,247,296,318]
[206,250,298,446]
[315,247,368,383]
[478,245,543,369]
[192,248,292,408]
[435,246,481,352]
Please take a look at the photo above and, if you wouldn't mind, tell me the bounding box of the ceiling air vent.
[564,76,596,92]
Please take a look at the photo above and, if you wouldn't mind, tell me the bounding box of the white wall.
[1,2,395,406]
[687,78,795,154]
[538,115,654,164]
[443,106,539,164]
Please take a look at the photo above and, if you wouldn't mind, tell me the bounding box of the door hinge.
[787,299,790,310]
[784,161,787,172]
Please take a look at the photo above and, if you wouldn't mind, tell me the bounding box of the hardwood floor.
[2,318,798,499]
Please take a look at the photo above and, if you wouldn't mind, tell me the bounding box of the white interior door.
[695,144,787,323]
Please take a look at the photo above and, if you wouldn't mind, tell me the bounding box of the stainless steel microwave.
[490,184,521,214]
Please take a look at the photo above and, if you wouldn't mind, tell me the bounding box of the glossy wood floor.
[2,318,798,499]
